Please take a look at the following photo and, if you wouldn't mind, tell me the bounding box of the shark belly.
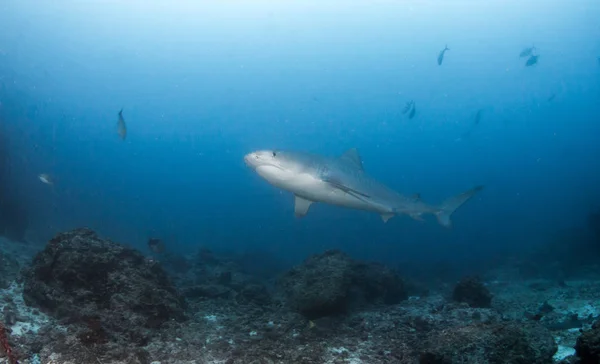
[256,166,386,213]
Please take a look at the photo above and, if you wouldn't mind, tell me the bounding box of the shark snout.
[244,152,259,168]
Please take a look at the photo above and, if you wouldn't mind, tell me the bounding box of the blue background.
[1,0,599,269]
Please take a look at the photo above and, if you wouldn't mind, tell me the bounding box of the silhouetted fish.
[402,100,414,114]
[519,46,535,58]
[148,238,165,254]
[408,105,416,119]
[402,100,416,119]
[437,45,450,65]
[547,93,556,102]
[525,55,539,67]
[117,109,127,140]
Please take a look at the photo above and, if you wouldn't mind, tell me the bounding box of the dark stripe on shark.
[323,178,371,199]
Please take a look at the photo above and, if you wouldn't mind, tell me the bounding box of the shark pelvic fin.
[294,195,314,217]
[381,214,394,223]
[340,148,364,171]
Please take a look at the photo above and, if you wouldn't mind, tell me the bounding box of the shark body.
[244,149,482,227]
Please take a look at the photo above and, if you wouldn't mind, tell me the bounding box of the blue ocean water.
[1,0,599,272]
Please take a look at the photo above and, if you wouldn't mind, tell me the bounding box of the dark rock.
[420,322,556,363]
[281,250,354,319]
[352,262,408,305]
[22,228,186,346]
[576,320,600,363]
[452,276,492,308]
[280,250,408,319]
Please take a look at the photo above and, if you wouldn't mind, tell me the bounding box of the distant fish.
[402,100,414,114]
[437,45,450,66]
[525,55,539,67]
[519,46,536,58]
[408,105,416,119]
[117,109,127,140]
[402,100,416,119]
[148,238,165,254]
[38,173,54,185]
[547,93,556,102]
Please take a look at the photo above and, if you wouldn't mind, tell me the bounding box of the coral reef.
[22,228,186,347]
[0,320,19,364]
[2,228,600,363]
[452,276,493,308]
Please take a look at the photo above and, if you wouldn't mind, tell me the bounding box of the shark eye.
[272,151,277,157]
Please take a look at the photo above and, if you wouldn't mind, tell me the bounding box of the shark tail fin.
[435,185,483,227]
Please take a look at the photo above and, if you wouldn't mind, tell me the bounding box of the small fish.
[408,105,416,119]
[547,93,556,102]
[402,100,415,114]
[148,238,165,254]
[519,46,535,58]
[437,45,450,65]
[38,173,54,185]
[525,55,539,67]
[117,109,127,140]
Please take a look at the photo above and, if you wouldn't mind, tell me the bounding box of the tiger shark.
[244,148,483,227]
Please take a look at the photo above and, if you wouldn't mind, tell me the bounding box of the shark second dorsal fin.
[340,148,364,171]
[294,195,313,217]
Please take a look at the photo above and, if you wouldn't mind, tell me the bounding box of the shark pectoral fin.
[381,213,394,223]
[409,213,424,221]
[294,195,314,217]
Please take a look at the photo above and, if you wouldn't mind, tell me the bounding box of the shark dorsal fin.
[340,148,364,171]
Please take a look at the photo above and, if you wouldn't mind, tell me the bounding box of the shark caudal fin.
[435,185,483,227]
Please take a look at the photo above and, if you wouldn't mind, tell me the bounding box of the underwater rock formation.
[22,228,186,346]
[576,320,600,363]
[280,250,407,319]
[419,322,556,363]
[452,276,493,308]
